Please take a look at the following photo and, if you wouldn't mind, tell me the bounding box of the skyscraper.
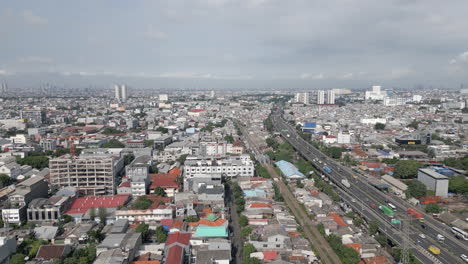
[327,90,335,104]
[317,90,325,104]
[114,85,128,102]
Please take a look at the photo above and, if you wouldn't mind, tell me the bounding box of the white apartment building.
[327,90,335,104]
[337,132,351,144]
[295,92,310,104]
[184,155,254,178]
[115,206,173,223]
[199,142,243,156]
[365,85,387,100]
[317,90,325,104]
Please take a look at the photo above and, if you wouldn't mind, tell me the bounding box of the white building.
[360,118,387,125]
[295,92,310,104]
[184,155,254,178]
[317,90,325,104]
[9,134,29,144]
[337,132,351,144]
[365,85,386,100]
[417,168,449,198]
[412,95,423,103]
[114,85,128,102]
[327,90,335,104]
[159,94,169,102]
[115,206,173,223]
[383,97,410,106]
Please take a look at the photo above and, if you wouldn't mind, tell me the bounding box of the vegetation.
[224,134,234,144]
[241,226,253,238]
[239,215,249,227]
[442,155,468,171]
[255,164,271,178]
[392,248,422,264]
[98,207,107,224]
[59,244,97,264]
[87,228,104,243]
[135,223,150,242]
[325,146,345,159]
[102,127,123,135]
[369,220,379,235]
[155,225,167,243]
[154,187,167,197]
[10,253,26,264]
[425,203,441,214]
[448,175,468,194]
[394,160,421,179]
[184,216,199,222]
[374,122,386,130]
[232,181,245,214]
[101,139,125,148]
[264,116,274,133]
[133,196,153,210]
[265,137,279,150]
[177,154,189,165]
[405,180,427,198]
[16,155,49,169]
[326,234,360,264]
[265,142,294,163]
[61,214,73,224]
[272,183,284,202]
[0,173,14,187]
[407,120,419,129]
[144,140,154,147]
[382,158,399,164]
[123,154,135,165]
[242,243,258,264]
[296,160,314,178]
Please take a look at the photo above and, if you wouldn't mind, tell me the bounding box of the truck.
[407,208,424,222]
[391,219,401,224]
[428,245,441,255]
[341,179,351,188]
[323,166,332,174]
[379,205,395,218]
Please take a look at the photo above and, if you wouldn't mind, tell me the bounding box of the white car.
[419,234,426,239]
[460,254,468,262]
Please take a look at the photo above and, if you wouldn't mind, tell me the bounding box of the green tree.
[394,160,421,179]
[155,225,167,242]
[144,140,154,147]
[133,196,153,210]
[98,207,107,224]
[124,154,135,166]
[156,126,169,133]
[449,175,468,194]
[405,180,427,198]
[224,134,234,144]
[87,228,104,243]
[407,120,419,129]
[0,173,13,187]
[369,220,379,235]
[10,253,26,264]
[425,203,441,214]
[243,243,257,260]
[102,127,123,135]
[101,139,125,148]
[28,239,48,258]
[149,165,158,173]
[177,154,189,165]
[256,165,271,178]
[184,216,199,222]
[325,147,344,159]
[61,214,73,224]
[241,226,253,238]
[239,215,248,227]
[374,123,386,130]
[135,223,150,242]
[16,156,49,169]
[154,187,167,197]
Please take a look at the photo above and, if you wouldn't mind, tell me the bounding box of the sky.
[1,0,468,90]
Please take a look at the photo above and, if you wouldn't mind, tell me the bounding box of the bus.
[451,227,468,240]
[387,203,397,210]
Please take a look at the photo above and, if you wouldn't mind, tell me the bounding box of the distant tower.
[210,90,215,98]
[114,85,121,101]
[295,92,309,104]
[327,90,335,104]
[114,85,128,102]
[317,90,325,104]
[121,85,127,102]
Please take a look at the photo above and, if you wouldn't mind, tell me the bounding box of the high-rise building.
[159,94,169,102]
[317,90,325,104]
[365,85,386,100]
[49,155,123,195]
[295,92,309,104]
[20,109,46,127]
[327,90,335,104]
[114,85,128,102]
[210,90,215,98]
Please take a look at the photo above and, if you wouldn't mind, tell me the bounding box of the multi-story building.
[125,155,151,197]
[317,90,325,104]
[327,90,335,104]
[49,155,124,195]
[114,84,128,102]
[295,92,309,104]
[184,155,254,178]
[115,205,173,223]
[20,109,46,127]
[27,196,72,223]
[417,168,449,198]
[365,85,386,100]
[40,139,57,151]
[337,132,351,144]
[198,142,243,156]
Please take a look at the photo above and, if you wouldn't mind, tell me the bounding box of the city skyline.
[1,1,468,89]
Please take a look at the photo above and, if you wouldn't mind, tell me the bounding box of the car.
[437,234,445,241]
[461,254,468,262]
[419,234,426,239]
[421,224,426,229]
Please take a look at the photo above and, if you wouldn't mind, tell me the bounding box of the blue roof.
[195,226,228,238]
[303,122,316,128]
[243,189,266,197]
[376,150,390,156]
[274,160,305,178]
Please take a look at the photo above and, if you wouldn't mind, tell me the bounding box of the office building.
[365,85,386,100]
[317,90,325,104]
[40,139,57,151]
[327,90,335,104]
[295,92,309,104]
[49,155,124,195]
[114,85,128,102]
[27,196,72,223]
[20,109,46,126]
[417,168,449,198]
[184,154,254,178]
[159,94,169,102]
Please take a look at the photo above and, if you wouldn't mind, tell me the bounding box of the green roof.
[195,226,228,238]
[205,213,218,222]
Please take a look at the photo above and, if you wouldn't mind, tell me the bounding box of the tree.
[133,196,153,210]
[405,180,427,198]
[425,203,441,214]
[0,173,13,187]
[224,135,234,144]
[243,243,257,260]
[144,140,154,147]
[407,120,419,129]
[124,154,135,166]
[239,215,248,227]
[98,207,107,225]
[325,147,344,159]
[177,154,189,165]
[156,126,169,133]
[28,239,48,258]
[135,223,150,242]
[241,226,253,238]
[374,123,386,130]
[296,179,304,188]
[61,214,73,224]
[449,175,468,194]
[16,156,49,169]
[369,220,379,235]
[185,216,199,222]
[87,228,104,243]
[101,139,125,148]
[155,225,167,242]
[256,165,270,178]
[102,127,123,135]
[149,165,158,173]
[10,253,26,264]
[154,187,167,197]
[394,160,421,179]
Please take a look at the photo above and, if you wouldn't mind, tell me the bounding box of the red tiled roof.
[250,177,267,181]
[165,232,191,247]
[166,245,183,264]
[168,167,182,176]
[132,261,160,264]
[366,162,382,169]
[36,245,67,260]
[328,212,347,227]
[65,195,129,214]
[362,256,392,264]
[345,243,361,254]
[149,173,180,189]
[119,181,131,188]
[198,218,226,227]
[249,203,271,208]
[263,251,278,260]
[170,220,184,229]
[202,208,213,217]
[161,219,173,226]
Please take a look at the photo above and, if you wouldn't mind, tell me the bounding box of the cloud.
[0,69,13,75]
[300,73,324,80]
[145,25,168,40]
[22,10,48,25]
[19,56,53,63]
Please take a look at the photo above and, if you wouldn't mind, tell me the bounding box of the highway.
[271,112,467,264]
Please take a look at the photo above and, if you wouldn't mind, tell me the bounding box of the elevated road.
[271,113,466,264]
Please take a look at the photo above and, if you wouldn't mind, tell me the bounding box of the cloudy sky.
[1,0,468,89]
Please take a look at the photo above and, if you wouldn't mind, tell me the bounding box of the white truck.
[341,179,351,188]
